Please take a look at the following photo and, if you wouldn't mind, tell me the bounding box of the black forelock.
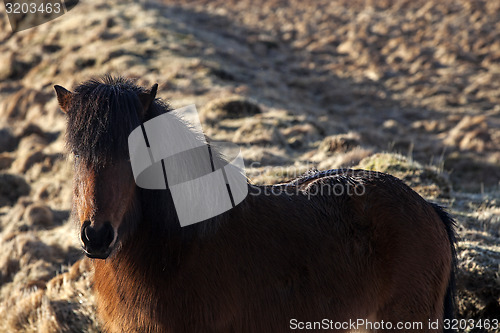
[65,75,169,165]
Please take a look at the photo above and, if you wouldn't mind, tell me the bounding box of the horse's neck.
[124,187,195,266]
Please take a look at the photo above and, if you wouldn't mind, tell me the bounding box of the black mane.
[65,75,170,165]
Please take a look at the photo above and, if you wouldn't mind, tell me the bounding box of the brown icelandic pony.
[55,76,456,333]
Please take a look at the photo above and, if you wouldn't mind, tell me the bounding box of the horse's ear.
[54,85,73,114]
[138,83,158,118]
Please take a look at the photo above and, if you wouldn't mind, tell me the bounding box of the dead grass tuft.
[356,153,452,199]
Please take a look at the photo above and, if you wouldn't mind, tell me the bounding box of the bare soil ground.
[0,0,499,331]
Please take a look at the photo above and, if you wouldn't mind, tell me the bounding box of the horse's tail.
[431,203,458,332]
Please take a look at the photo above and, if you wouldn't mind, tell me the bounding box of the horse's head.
[55,77,160,259]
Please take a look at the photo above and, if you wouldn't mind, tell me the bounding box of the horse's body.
[56,76,456,333]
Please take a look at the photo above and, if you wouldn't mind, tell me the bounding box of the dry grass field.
[0,0,499,331]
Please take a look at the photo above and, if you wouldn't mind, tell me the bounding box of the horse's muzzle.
[81,220,114,259]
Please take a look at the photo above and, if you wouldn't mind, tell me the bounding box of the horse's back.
[239,169,453,331]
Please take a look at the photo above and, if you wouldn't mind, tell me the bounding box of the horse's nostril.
[81,220,91,244]
[81,221,114,255]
